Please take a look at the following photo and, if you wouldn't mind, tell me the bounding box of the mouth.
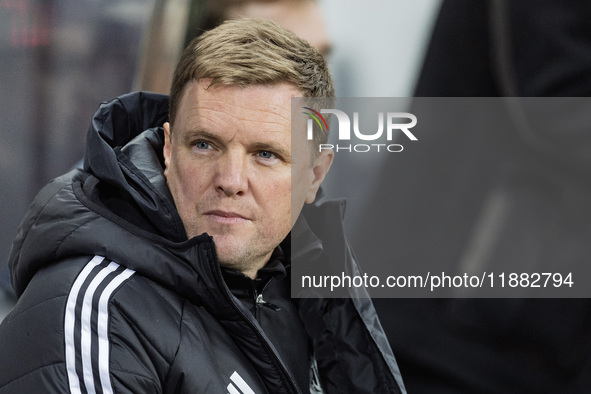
[204,210,250,224]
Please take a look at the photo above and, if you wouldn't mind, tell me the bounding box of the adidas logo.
[227,371,255,394]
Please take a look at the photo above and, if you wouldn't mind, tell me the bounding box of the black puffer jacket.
[0,92,405,393]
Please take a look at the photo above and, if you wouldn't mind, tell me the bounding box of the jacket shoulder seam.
[109,366,160,387]
[54,214,101,257]
[22,183,70,260]
[163,298,187,384]
[0,362,64,390]
[110,290,177,366]
[4,294,67,322]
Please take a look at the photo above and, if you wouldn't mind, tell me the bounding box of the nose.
[214,150,248,197]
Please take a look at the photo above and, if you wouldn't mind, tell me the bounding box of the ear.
[162,122,172,174]
[305,149,334,204]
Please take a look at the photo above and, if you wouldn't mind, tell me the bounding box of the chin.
[214,243,244,265]
[216,252,250,272]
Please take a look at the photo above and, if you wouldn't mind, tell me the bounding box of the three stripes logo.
[227,371,255,394]
[64,256,135,394]
[64,257,257,394]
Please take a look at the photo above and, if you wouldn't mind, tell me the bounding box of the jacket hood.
[8,92,231,313]
[83,91,186,242]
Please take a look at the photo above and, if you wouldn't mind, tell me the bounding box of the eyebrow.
[182,129,222,145]
[182,129,291,159]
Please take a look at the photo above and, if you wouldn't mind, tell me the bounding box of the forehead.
[174,80,302,132]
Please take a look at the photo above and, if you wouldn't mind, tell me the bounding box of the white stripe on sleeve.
[64,256,135,394]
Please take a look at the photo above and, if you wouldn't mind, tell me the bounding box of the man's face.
[163,80,332,278]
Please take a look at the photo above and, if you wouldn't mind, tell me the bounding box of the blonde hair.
[169,17,334,144]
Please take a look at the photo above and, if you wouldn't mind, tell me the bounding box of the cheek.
[255,171,292,210]
[169,158,208,202]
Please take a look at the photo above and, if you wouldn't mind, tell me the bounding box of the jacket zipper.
[254,279,282,313]
[209,250,301,394]
[255,293,281,311]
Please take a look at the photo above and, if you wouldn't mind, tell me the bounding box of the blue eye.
[196,141,210,150]
[258,151,275,159]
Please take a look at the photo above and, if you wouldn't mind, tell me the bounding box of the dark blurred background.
[0,0,151,316]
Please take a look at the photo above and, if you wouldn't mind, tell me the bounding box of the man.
[0,19,405,393]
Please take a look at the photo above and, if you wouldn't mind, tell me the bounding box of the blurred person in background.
[353,0,591,392]
[199,0,331,56]
[137,0,331,94]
